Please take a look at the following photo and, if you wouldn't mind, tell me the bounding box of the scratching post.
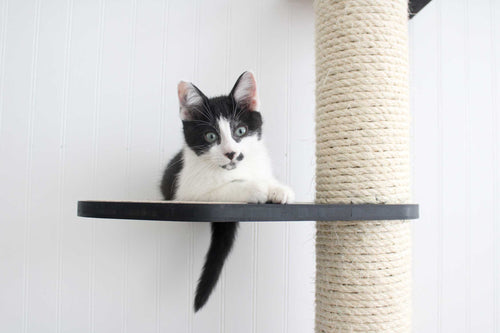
[314,0,412,332]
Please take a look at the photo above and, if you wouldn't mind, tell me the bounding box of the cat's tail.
[194,221,238,312]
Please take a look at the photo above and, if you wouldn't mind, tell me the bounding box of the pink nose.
[225,152,236,160]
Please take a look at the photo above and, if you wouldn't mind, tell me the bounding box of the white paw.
[243,181,269,203]
[268,184,295,204]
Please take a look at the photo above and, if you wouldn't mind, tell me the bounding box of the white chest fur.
[175,139,276,201]
[174,137,294,204]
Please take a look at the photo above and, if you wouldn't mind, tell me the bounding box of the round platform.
[77,200,419,222]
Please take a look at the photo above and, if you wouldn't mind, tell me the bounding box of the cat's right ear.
[178,81,205,121]
[229,71,259,110]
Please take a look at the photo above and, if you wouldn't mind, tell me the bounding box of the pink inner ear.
[234,72,259,110]
[177,81,195,121]
[248,95,258,111]
[177,81,190,105]
[247,75,258,110]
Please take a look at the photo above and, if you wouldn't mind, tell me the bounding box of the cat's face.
[178,72,263,170]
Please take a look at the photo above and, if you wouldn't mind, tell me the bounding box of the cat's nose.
[224,152,236,160]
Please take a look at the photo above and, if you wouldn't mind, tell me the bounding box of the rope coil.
[314,0,412,331]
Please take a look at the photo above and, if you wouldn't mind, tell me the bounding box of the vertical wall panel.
[410,2,440,332]
[468,0,495,330]
[21,0,42,331]
[0,0,9,325]
[126,0,165,332]
[26,0,67,331]
[287,2,315,333]
[439,1,468,332]
[492,1,500,332]
[0,1,39,332]
[55,1,73,331]
[92,0,131,332]
[59,0,101,332]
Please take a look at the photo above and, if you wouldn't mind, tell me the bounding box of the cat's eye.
[204,132,218,143]
[235,126,247,137]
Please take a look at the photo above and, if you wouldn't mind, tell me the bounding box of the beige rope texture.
[314,0,411,332]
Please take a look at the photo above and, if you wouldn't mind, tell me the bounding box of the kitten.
[160,71,294,312]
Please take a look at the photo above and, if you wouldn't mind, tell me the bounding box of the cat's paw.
[243,181,269,204]
[268,184,295,204]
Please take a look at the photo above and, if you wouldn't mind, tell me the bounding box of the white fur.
[217,118,239,158]
[174,119,294,204]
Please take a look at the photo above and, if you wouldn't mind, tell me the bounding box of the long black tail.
[194,222,238,312]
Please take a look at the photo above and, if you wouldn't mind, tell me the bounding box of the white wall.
[411,0,500,332]
[0,0,315,332]
[1,0,499,332]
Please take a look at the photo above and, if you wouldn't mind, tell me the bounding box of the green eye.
[204,132,218,143]
[235,126,247,137]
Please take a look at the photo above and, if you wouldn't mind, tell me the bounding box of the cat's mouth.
[221,162,237,170]
[220,153,244,170]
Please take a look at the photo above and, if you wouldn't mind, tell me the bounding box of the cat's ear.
[178,81,206,121]
[229,71,259,110]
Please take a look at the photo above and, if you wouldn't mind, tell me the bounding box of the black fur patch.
[160,150,183,200]
[194,222,238,312]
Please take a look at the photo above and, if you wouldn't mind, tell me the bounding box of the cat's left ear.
[229,71,259,111]
[178,81,206,121]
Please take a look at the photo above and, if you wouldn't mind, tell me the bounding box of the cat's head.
[177,71,263,170]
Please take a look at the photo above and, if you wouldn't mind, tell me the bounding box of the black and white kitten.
[160,71,294,312]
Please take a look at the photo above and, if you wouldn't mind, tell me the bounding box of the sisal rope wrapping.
[314,0,412,332]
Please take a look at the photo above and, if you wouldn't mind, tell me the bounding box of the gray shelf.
[77,201,419,222]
